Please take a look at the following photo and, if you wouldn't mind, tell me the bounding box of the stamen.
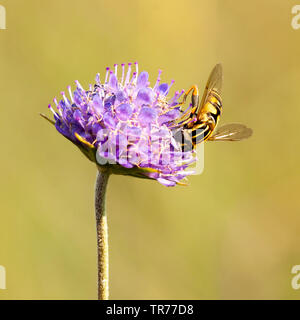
[75,80,84,91]
[114,64,118,76]
[95,73,101,85]
[134,61,139,77]
[170,90,179,103]
[177,89,185,99]
[56,104,62,116]
[154,69,162,90]
[130,72,137,84]
[109,70,114,84]
[48,104,59,117]
[179,88,185,95]
[152,91,159,106]
[125,63,132,85]
[165,80,175,96]
[53,97,58,106]
[67,86,74,103]
[61,91,70,105]
[105,67,110,83]
[121,63,125,86]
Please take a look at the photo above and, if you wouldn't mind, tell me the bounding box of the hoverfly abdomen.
[173,128,193,152]
[199,90,222,129]
[191,123,211,145]
[174,123,210,152]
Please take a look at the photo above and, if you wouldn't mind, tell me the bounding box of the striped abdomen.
[181,89,222,150]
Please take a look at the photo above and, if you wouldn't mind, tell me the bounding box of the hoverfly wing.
[208,123,253,141]
[199,63,223,110]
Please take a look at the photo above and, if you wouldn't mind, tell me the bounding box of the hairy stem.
[95,169,110,300]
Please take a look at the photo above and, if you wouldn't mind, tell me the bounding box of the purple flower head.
[42,62,196,186]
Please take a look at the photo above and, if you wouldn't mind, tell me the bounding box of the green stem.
[95,169,110,300]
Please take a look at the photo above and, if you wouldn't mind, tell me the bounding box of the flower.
[41,62,196,186]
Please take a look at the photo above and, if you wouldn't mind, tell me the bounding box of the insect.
[173,64,252,150]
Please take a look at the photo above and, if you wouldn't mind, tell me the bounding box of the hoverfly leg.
[179,85,199,111]
[173,85,200,128]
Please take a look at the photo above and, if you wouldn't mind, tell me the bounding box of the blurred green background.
[0,0,299,299]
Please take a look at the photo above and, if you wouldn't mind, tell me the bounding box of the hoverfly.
[173,64,252,150]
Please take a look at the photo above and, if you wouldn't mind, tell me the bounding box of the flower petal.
[137,71,149,88]
[115,103,133,121]
[157,178,176,187]
[136,88,154,104]
[138,107,157,126]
